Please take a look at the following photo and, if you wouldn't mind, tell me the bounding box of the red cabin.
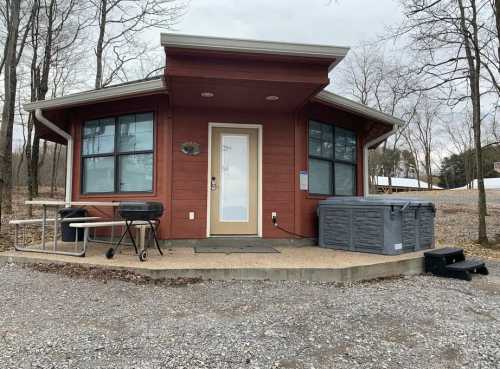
[24,34,401,243]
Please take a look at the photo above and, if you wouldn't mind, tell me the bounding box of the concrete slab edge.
[0,253,425,282]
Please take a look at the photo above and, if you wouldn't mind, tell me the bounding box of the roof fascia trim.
[24,78,166,112]
[161,33,349,70]
[314,90,403,126]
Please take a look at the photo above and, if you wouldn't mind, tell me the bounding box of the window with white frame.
[81,112,154,194]
[308,120,357,196]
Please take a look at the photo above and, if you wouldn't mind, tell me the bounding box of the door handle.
[211,176,217,191]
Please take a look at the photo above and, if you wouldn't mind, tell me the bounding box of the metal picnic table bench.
[10,201,117,256]
[69,220,158,258]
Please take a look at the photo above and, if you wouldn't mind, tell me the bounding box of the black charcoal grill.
[105,201,164,261]
[118,201,164,221]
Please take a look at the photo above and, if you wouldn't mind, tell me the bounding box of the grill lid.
[118,201,164,220]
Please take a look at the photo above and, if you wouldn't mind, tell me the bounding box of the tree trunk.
[16,139,26,185]
[95,0,107,89]
[458,0,488,244]
[0,0,22,223]
[426,150,432,189]
[38,139,47,168]
[496,0,500,70]
[50,144,58,197]
[30,0,55,197]
[31,135,40,197]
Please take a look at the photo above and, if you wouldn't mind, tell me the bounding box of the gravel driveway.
[1,263,499,369]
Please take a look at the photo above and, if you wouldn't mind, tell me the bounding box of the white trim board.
[315,90,404,127]
[206,122,263,238]
[24,78,166,112]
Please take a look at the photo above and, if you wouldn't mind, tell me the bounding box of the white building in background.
[453,178,500,190]
[372,176,442,193]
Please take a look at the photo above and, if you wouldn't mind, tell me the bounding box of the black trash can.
[59,207,87,242]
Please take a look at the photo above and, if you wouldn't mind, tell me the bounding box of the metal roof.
[161,33,350,71]
[315,90,404,127]
[23,76,166,112]
[374,176,442,190]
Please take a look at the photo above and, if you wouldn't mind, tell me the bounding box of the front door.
[210,127,258,235]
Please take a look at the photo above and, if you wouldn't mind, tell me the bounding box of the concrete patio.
[0,243,425,282]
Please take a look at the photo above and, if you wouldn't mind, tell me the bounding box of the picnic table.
[25,200,118,249]
[12,200,119,256]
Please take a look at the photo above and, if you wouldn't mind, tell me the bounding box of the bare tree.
[0,0,34,223]
[480,0,500,93]
[445,109,476,187]
[342,45,384,105]
[496,0,500,66]
[15,90,27,185]
[25,0,85,206]
[397,0,492,244]
[341,46,413,191]
[458,0,489,243]
[410,96,438,188]
[90,0,186,89]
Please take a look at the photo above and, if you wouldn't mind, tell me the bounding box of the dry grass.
[0,187,64,251]
[387,189,500,261]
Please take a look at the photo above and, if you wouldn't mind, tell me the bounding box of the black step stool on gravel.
[424,247,488,281]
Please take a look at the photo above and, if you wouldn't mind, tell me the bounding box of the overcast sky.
[164,0,405,93]
[15,0,406,146]
[174,0,403,47]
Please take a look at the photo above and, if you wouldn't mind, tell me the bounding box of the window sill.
[79,191,157,198]
[305,193,329,200]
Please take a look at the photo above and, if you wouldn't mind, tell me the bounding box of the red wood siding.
[170,107,295,239]
[292,102,368,238]
[166,48,331,85]
[66,95,375,240]
[70,95,172,240]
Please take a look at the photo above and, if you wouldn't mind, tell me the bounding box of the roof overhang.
[314,90,403,127]
[161,33,350,71]
[23,77,166,112]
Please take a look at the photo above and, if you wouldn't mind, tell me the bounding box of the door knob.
[211,176,217,191]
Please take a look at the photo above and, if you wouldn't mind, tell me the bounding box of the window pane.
[309,159,332,195]
[118,113,153,152]
[322,124,333,142]
[335,127,357,162]
[308,139,322,157]
[83,118,115,155]
[119,153,153,192]
[322,141,334,159]
[220,134,249,222]
[335,163,356,196]
[83,157,114,193]
[309,121,322,139]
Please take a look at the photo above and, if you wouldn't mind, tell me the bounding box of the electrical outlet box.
[189,211,195,220]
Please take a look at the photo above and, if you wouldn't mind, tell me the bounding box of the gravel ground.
[1,263,499,369]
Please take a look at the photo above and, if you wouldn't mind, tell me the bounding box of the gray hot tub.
[317,197,436,255]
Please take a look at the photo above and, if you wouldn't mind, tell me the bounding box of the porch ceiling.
[168,77,323,111]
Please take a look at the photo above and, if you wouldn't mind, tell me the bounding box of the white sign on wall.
[494,162,500,173]
[299,171,308,191]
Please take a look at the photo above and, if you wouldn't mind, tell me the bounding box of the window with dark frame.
[308,120,357,196]
[81,112,154,194]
